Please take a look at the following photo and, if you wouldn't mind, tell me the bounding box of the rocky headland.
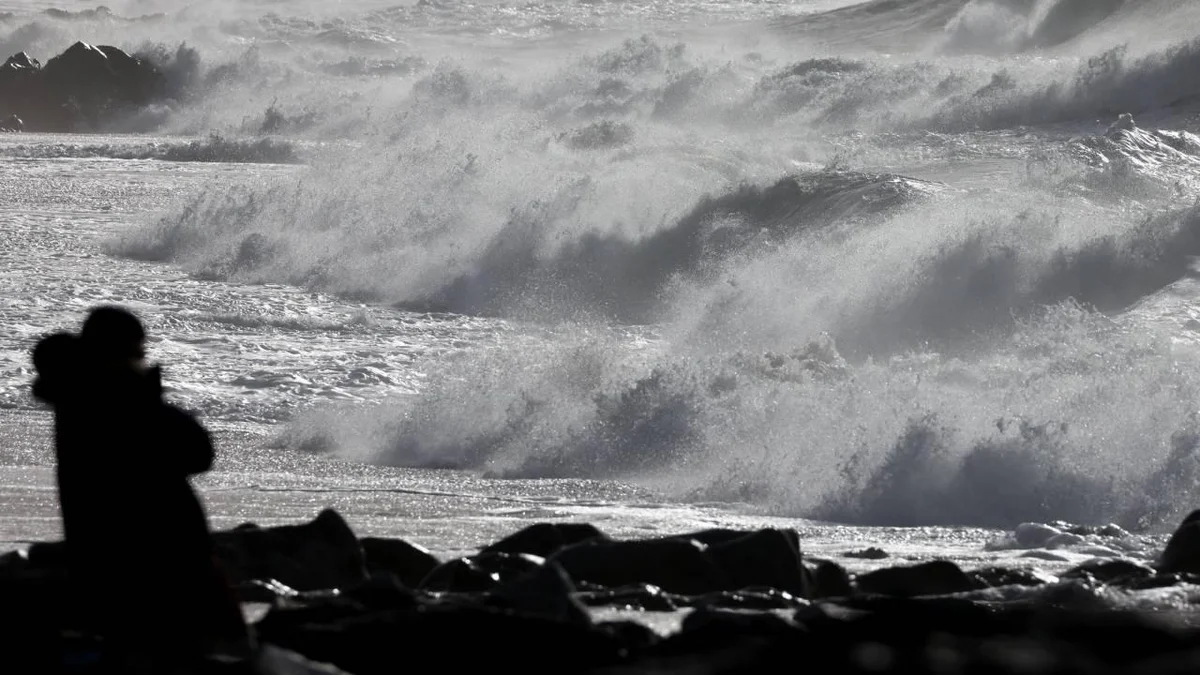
[0,41,170,133]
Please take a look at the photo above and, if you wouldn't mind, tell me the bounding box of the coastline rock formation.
[0,42,167,132]
[7,509,1200,673]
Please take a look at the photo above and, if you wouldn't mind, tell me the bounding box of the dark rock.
[234,578,300,603]
[1062,558,1156,585]
[596,620,661,651]
[359,536,439,588]
[577,584,679,611]
[487,559,590,624]
[800,596,1198,668]
[419,551,544,593]
[807,559,854,598]
[0,549,27,574]
[695,587,806,611]
[845,547,889,560]
[256,602,627,674]
[682,607,802,639]
[970,566,1054,588]
[482,522,609,558]
[855,560,976,597]
[212,508,368,591]
[638,607,801,667]
[0,114,24,131]
[549,528,811,597]
[338,573,420,612]
[1063,523,1132,538]
[21,512,1200,673]
[1159,510,1200,574]
[0,42,169,132]
[1128,574,1200,595]
[704,528,811,597]
[25,541,68,569]
[2,51,40,71]
[254,644,356,675]
[550,537,727,596]
[671,527,795,548]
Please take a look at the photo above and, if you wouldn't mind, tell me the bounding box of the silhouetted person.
[32,306,252,671]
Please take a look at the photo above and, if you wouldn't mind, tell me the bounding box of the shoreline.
[0,406,1171,573]
[6,507,1200,673]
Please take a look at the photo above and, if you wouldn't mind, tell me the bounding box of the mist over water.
[47,0,1200,530]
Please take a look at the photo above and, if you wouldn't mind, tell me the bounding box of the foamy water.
[4,0,1200,610]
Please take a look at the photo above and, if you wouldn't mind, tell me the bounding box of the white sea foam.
[2,0,1200,588]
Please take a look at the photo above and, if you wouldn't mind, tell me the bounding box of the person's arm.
[157,403,215,476]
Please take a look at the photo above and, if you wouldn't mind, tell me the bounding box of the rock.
[0,549,28,575]
[2,51,40,71]
[970,566,1056,588]
[255,601,627,674]
[212,508,368,592]
[576,583,679,611]
[682,606,802,640]
[1014,522,1063,548]
[419,551,544,593]
[21,512,1200,673]
[549,537,727,596]
[0,42,168,132]
[547,528,811,598]
[0,114,23,131]
[595,620,661,651]
[254,644,354,675]
[24,540,68,569]
[694,587,807,611]
[703,528,810,597]
[359,537,439,588]
[1046,532,1088,548]
[336,573,422,613]
[481,522,609,558]
[1159,509,1200,575]
[234,578,300,603]
[807,559,854,599]
[633,607,801,669]
[487,559,591,624]
[845,547,889,560]
[1063,523,1132,539]
[1122,572,1200,591]
[854,560,976,598]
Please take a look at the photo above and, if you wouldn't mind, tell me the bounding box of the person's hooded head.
[31,306,158,406]
[79,306,148,373]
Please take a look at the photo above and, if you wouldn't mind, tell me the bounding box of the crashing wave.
[0,134,301,163]
[113,168,942,324]
[1072,114,1200,176]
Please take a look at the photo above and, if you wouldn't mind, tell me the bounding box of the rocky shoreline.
[6,509,1200,673]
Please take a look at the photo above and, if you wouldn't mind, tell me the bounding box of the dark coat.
[32,334,245,652]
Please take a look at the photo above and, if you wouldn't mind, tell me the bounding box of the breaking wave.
[80,0,1200,532]
[0,133,301,163]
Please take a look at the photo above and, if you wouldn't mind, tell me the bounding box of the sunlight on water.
[4,0,1200,576]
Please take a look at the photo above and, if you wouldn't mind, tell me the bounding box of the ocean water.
[4,0,1200,609]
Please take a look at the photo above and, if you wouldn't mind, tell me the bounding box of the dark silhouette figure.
[31,306,252,671]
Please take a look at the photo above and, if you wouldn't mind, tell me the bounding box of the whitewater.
[7,0,1200,617]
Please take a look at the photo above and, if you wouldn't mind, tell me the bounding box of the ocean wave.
[278,300,1200,533]
[776,0,1133,54]
[112,167,941,323]
[0,133,301,163]
[65,0,1200,535]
